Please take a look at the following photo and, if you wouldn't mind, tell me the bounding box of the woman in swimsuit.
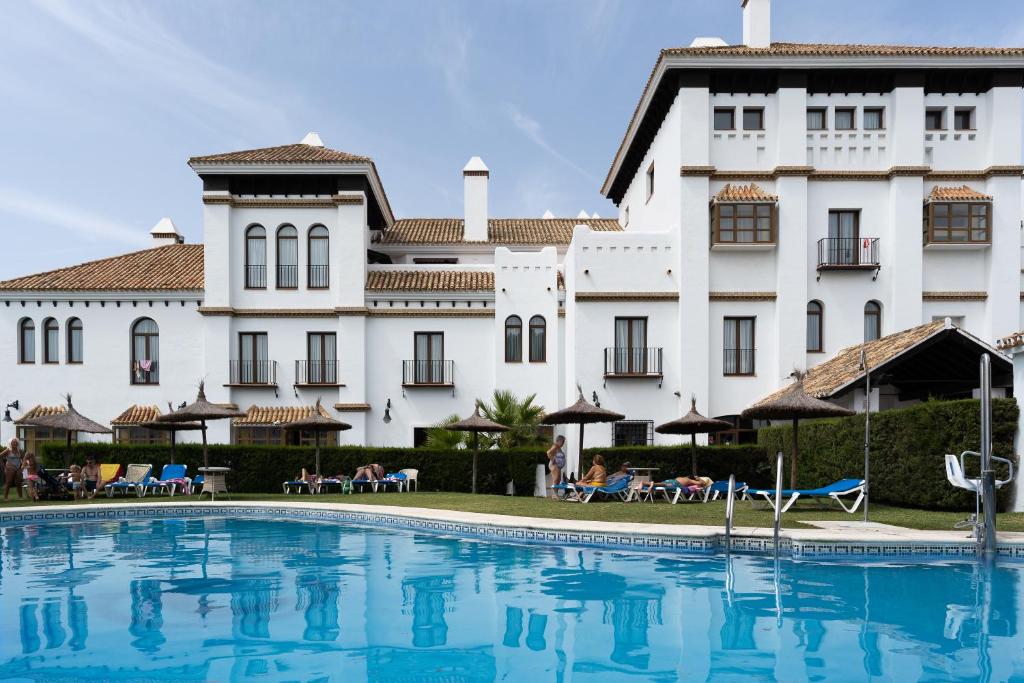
[1,437,24,501]
[546,435,567,493]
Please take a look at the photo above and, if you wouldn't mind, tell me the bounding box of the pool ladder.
[773,450,784,555]
[723,450,784,555]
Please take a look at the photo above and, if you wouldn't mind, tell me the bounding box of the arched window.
[67,317,83,364]
[864,301,882,342]
[42,318,59,364]
[131,318,159,384]
[18,318,34,364]
[245,225,267,288]
[806,301,823,352]
[529,315,547,362]
[504,315,522,362]
[276,225,298,289]
[307,225,329,288]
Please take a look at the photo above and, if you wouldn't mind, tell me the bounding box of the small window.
[723,317,755,376]
[713,108,735,131]
[67,317,83,364]
[864,301,882,342]
[308,225,329,289]
[742,107,764,131]
[18,318,35,364]
[276,225,298,289]
[925,108,945,131]
[42,318,58,364]
[713,203,775,244]
[529,316,546,363]
[412,258,458,264]
[806,108,826,131]
[926,201,990,243]
[863,107,884,130]
[806,301,823,353]
[131,318,160,384]
[244,225,267,288]
[613,420,653,446]
[645,164,654,202]
[835,108,855,130]
[504,315,522,363]
[954,107,975,131]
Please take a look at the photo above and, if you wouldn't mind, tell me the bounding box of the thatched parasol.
[140,409,206,465]
[21,395,111,467]
[656,397,732,476]
[282,399,351,478]
[446,402,509,494]
[541,387,624,479]
[741,373,854,488]
[156,382,244,468]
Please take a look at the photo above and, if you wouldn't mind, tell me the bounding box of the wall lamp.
[383,398,392,424]
[2,400,19,423]
[592,391,601,408]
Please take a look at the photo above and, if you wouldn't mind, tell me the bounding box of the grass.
[3,491,1023,532]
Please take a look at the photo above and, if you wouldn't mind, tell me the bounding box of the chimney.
[150,217,183,246]
[463,156,489,241]
[300,131,324,147]
[742,0,770,49]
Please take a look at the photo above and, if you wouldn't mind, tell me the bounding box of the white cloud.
[506,105,597,183]
[0,186,147,247]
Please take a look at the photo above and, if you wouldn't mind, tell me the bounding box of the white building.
[2,0,1023,476]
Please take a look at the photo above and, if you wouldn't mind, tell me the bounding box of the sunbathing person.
[353,463,385,481]
[575,454,607,487]
[637,475,712,496]
[605,462,632,486]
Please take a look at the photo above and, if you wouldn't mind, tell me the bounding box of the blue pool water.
[1,517,1023,682]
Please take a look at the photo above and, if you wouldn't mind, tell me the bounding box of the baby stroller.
[32,466,74,500]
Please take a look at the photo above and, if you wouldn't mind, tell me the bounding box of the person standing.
[546,435,567,495]
[1,437,24,501]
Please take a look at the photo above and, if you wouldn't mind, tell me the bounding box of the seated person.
[605,462,632,486]
[353,463,385,481]
[81,457,101,499]
[575,455,607,487]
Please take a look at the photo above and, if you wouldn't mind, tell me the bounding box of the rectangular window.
[613,317,647,374]
[714,203,775,244]
[19,322,34,364]
[806,108,826,130]
[306,332,337,384]
[43,321,58,364]
[954,107,975,131]
[237,332,269,384]
[645,164,654,202]
[613,421,654,447]
[713,108,735,131]
[723,317,755,376]
[927,202,990,243]
[412,258,458,264]
[115,427,170,445]
[925,108,945,131]
[863,107,884,130]
[18,426,75,456]
[742,107,764,130]
[834,108,855,130]
[414,332,444,384]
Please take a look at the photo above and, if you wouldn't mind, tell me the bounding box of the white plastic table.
[198,467,231,500]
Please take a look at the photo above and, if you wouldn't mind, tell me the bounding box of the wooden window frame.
[275,224,298,290]
[307,225,330,289]
[42,317,59,364]
[864,301,882,342]
[723,316,756,377]
[863,107,885,130]
[834,107,856,130]
[413,331,445,385]
[66,317,83,364]
[529,315,547,363]
[244,224,267,289]
[925,108,945,131]
[806,301,824,353]
[925,202,991,244]
[953,107,976,131]
[713,107,735,131]
[130,318,159,385]
[18,318,35,364]
[614,316,648,374]
[504,315,523,363]
[742,107,765,131]
[806,107,827,131]
[712,202,777,244]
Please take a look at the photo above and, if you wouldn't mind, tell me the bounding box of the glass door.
[614,318,647,374]
[414,332,443,384]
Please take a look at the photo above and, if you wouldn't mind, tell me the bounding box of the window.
[954,107,975,131]
[723,317,755,376]
[713,107,735,130]
[18,318,34,364]
[925,108,945,131]
[413,258,458,264]
[806,108,826,130]
[806,301,823,353]
[827,210,860,264]
[237,332,270,384]
[504,315,523,362]
[414,332,444,384]
[926,202,990,243]
[276,225,298,288]
[115,427,169,446]
[742,107,764,130]
[67,317,83,364]
[645,164,655,202]
[18,425,74,455]
[864,301,881,342]
[613,420,654,446]
[835,108,855,130]
[529,316,546,362]
[713,203,775,244]
[613,317,647,374]
[244,225,267,288]
[131,318,159,384]
[42,318,58,364]
[234,426,337,447]
[863,107,884,130]
[308,225,329,288]
[306,332,337,384]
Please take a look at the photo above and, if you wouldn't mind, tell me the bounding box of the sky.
[1,0,1023,280]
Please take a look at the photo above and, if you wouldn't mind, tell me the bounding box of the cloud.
[0,186,147,247]
[506,105,597,183]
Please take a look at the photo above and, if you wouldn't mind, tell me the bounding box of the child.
[68,464,84,499]
[23,453,40,502]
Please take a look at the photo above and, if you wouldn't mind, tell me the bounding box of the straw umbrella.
[156,382,244,468]
[446,402,509,494]
[656,397,732,477]
[139,419,206,464]
[282,399,351,479]
[21,395,112,467]
[541,387,624,479]
[741,373,854,488]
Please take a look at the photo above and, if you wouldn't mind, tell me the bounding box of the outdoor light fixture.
[592,391,600,408]
[383,398,392,424]
[3,400,19,423]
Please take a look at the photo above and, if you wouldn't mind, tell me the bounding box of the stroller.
[32,466,74,501]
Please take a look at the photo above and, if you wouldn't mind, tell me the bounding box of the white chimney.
[542,210,555,219]
[150,217,183,246]
[300,131,324,147]
[576,210,589,219]
[742,0,771,49]
[463,156,489,241]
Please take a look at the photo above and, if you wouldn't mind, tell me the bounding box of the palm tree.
[478,389,546,448]
[423,414,468,449]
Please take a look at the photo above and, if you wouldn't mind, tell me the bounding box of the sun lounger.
[564,475,633,503]
[99,463,122,487]
[747,478,865,513]
[377,472,408,492]
[104,464,152,497]
[190,474,204,493]
[694,480,748,503]
[143,464,190,496]
[282,479,316,494]
[318,477,352,494]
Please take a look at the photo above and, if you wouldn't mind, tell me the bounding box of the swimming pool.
[1,516,1021,682]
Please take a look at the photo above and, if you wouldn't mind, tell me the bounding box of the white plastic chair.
[945,452,1015,531]
[399,468,419,492]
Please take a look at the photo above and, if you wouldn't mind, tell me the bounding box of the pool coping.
[3,500,1024,559]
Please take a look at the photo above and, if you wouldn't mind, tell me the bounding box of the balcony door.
[827,210,859,265]
[307,332,337,384]
[414,332,444,384]
[614,317,647,374]
[239,332,269,384]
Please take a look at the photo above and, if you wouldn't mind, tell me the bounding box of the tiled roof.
[188,144,371,166]
[928,185,993,202]
[366,270,494,292]
[15,405,66,424]
[380,218,622,245]
[714,183,777,202]
[234,404,331,426]
[998,331,1024,350]
[662,42,1024,57]
[0,244,204,292]
[111,405,161,426]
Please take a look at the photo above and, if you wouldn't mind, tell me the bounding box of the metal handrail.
[724,474,737,553]
[773,450,784,554]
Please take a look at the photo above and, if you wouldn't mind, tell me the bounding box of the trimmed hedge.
[583,444,770,486]
[757,398,1019,511]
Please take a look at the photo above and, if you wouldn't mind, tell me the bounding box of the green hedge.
[582,444,770,486]
[757,398,1019,511]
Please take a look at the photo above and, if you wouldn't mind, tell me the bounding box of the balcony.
[603,348,663,386]
[227,360,278,388]
[130,361,159,385]
[245,264,267,289]
[276,264,298,288]
[307,264,329,289]
[295,360,343,387]
[402,360,454,387]
[816,237,880,279]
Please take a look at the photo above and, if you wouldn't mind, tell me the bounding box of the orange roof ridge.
[928,185,993,202]
[189,143,371,166]
[714,183,778,202]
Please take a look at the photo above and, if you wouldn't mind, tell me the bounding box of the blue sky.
[1,0,1023,280]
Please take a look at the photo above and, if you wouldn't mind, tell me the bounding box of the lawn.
[2,491,1022,532]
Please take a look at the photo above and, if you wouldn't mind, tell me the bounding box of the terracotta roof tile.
[234,404,331,426]
[15,405,66,424]
[380,218,622,245]
[662,42,1024,57]
[189,143,370,166]
[998,331,1024,350]
[366,270,494,292]
[928,185,993,202]
[714,183,778,202]
[111,405,161,426]
[0,244,203,292]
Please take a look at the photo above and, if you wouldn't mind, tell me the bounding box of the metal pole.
[980,354,997,556]
[773,450,784,554]
[725,474,736,553]
[862,348,871,523]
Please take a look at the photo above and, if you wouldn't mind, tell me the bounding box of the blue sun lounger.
[104,464,152,498]
[143,464,190,496]
[747,478,865,513]
[561,475,633,503]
